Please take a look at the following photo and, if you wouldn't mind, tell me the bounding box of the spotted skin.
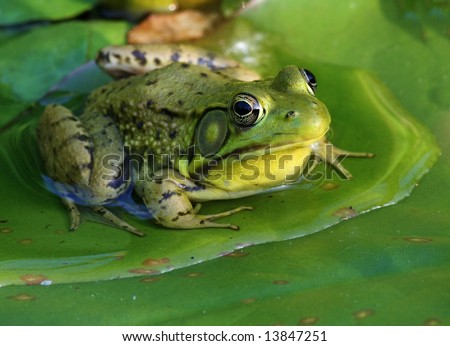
[96,43,260,81]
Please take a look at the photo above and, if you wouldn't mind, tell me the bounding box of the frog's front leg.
[135,169,252,230]
[313,141,375,179]
[37,105,144,236]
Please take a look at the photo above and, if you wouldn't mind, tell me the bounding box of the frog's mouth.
[225,133,327,158]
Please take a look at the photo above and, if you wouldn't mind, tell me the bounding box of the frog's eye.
[231,94,264,127]
[300,68,317,93]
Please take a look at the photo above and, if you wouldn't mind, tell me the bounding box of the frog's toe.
[197,206,253,220]
[333,146,375,158]
[92,206,145,237]
[159,205,253,231]
[197,219,241,231]
[62,198,81,231]
[162,213,241,231]
[197,205,253,231]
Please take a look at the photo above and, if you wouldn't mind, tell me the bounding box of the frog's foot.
[331,145,375,159]
[314,141,374,179]
[183,204,254,231]
[61,198,145,236]
[136,169,253,230]
[62,198,81,231]
[38,104,137,234]
[91,206,145,237]
[153,193,253,230]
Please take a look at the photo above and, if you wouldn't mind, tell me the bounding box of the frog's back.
[84,63,234,155]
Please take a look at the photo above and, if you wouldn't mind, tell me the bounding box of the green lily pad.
[0,0,447,326]
[0,84,31,128]
[0,21,129,103]
[0,54,438,286]
[0,0,95,25]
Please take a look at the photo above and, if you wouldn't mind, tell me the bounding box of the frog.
[37,43,373,236]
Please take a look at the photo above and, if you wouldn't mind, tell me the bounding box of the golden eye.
[231,94,264,127]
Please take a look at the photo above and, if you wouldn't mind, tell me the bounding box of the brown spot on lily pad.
[403,237,432,243]
[185,272,202,278]
[18,238,33,244]
[333,206,358,220]
[322,182,339,191]
[0,228,12,233]
[298,316,320,325]
[142,257,170,266]
[20,274,47,285]
[223,250,249,258]
[424,318,441,326]
[273,280,289,285]
[140,277,161,283]
[353,308,374,320]
[241,298,256,304]
[128,268,160,275]
[8,294,36,301]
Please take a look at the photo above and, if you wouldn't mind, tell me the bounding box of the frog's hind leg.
[135,169,253,231]
[38,104,142,236]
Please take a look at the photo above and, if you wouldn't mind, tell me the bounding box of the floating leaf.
[0,58,438,286]
[0,0,95,25]
[0,0,447,326]
[0,21,128,102]
[0,84,30,127]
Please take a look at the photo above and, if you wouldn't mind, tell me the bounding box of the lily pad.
[0,0,95,25]
[0,21,129,103]
[0,0,447,326]
[0,85,30,128]
[0,54,438,286]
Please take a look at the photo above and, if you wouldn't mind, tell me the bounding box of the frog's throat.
[183,134,328,179]
[226,134,328,158]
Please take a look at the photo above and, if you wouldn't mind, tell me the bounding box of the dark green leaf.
[0,21,128,101]
[0,84,30,128]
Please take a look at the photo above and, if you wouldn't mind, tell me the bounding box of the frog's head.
[192,65,331,163]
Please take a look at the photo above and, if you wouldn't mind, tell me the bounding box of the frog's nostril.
[285,111,297,119]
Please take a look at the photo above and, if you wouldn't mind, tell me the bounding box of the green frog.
[37,44,373,236]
